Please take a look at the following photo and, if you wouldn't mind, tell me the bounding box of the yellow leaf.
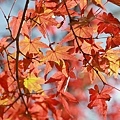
[104,49,120,77]
[24,77,45,93]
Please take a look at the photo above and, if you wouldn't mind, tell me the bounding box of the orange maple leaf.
[81,40,103,54]
[26,0,58,37]
[60,25,93,44]
[41,45,77,63]
[9,11,22,38]
[20,37,48,54]
[106,34,120,49]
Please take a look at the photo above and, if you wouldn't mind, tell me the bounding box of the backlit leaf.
[104,49,120,77]
[20,36,48,54]
[41,45,77,64]
[61,91,78,102]
[24,76,45,93]
[88,85,112,120]
[9,10,23,38]
[97,12,120,35]
[106,34,120,49]
[60,94,73,118]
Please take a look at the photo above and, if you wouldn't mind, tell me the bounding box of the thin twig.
[5,49,16,81]
[8,0,17,17]
[4,96,20,113]
[0,6,14,40]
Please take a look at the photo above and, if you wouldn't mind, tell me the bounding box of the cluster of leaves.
[0,0,120,120]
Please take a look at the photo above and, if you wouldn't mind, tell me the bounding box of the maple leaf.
[37,14,58,37]
[27,1,58,37]
[60,94,73,118]
[54,60,71,77]
[22,53,33,71]
[44,96,60,118]
[60,25,93,44]
[2,0,120,119]
[57,78,67,93]
[88,85,112,120]
[97,12,120,35]
[0,72,9,92]
[46,71,65,83]
[106,34,120,49]
[104,49,120,77]
[40,45,77,64]
[9,11,23,38]
[30,94,57,119]
[81,40,103,54]
[46,71,68,92]
[20,36,48,54]
[24,76,45,93]
[61,91,78,103]
[29,101,48,119]
[25,3,58,37]
[54,0,79,18]
[21,21,30,38]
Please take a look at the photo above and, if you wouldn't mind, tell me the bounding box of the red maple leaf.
[88,85,113,120]
[97,12,120,35]
[106,34,120,49]
[0,72,9,92]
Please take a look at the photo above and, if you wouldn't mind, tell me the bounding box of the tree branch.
[15,0,32,119]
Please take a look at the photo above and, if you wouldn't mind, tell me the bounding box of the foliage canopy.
[0,0,120,120]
